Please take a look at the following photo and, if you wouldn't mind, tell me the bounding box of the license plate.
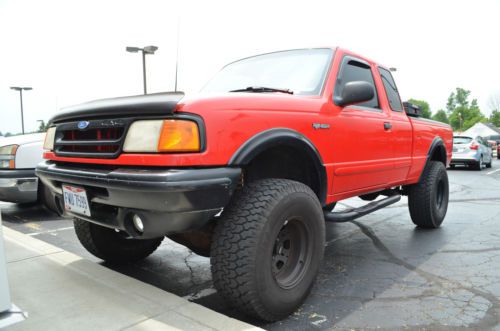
[62,184,91,216]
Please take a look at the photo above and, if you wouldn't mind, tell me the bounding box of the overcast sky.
[1,0,499,134]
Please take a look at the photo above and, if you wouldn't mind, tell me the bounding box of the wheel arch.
[418,136,447,182]
[228,128,327,205]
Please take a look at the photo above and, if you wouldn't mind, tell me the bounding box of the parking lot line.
[486,168,500,175]
[27,226,74,236]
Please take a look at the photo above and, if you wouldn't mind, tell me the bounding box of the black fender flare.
[418,136,447,182]
[228,128,327,205]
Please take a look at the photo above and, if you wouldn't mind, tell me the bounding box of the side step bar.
[324,195,401,223]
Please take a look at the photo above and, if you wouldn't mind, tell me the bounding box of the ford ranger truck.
[37,47,453,322]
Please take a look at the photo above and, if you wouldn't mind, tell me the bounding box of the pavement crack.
[350,220,500,329]
[183,250,200,286]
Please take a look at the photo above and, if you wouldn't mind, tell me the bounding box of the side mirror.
[335,81,375,107]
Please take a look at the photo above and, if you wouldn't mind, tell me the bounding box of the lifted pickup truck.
[37,47,453,321]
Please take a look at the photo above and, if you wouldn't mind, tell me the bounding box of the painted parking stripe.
[487,168,500,175]
[27,226,74,236]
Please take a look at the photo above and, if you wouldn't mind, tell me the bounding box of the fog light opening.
[132,214,144,233]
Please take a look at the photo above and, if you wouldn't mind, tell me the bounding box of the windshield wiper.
[229,86,294,94]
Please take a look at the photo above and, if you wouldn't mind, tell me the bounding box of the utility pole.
[126,46,158,94]
[10,86,32,135]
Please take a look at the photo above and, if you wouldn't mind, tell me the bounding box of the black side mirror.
[335,81,375,107]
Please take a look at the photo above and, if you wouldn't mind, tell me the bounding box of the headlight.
[0,144,18,169]
[44,127,56,151]
[123,119,200,153]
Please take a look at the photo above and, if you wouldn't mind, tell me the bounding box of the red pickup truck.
[37,47,453,321]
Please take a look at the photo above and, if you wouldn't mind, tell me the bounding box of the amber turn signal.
[157,120,200,152]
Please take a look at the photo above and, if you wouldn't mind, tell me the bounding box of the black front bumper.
[36,161,241,238]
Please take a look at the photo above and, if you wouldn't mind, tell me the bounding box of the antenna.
[174,17,180,92]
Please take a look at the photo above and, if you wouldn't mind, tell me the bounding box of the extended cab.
[37,48,453,321]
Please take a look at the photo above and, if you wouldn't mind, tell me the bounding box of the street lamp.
[126,45,158,94]
[10,86,32,135]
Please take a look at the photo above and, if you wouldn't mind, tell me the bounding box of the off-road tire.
[408,161,449,228]
[74,218,163,263]
[211,179,325,322]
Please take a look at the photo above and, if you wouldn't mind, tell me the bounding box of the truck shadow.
[1,203,458,330]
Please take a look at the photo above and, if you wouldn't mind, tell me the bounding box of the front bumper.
[0,169,38,203]
[36,161,241,238]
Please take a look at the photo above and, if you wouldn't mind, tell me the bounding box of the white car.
[0,133,45,203]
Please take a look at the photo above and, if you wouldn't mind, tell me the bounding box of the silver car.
[450,135,492,170]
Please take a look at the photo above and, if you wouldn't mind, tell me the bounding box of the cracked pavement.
[2,161,500,330]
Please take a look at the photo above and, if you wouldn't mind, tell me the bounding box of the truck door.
[329,56,393,194]
[377,67,413,183]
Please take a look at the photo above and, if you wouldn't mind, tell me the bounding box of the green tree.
[432,109,449,124]
[37,120,49,132]
[489,110,500,127]
[446,88,486,131]
[407,98,431,119]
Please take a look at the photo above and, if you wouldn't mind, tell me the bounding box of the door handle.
[384,122,392,130]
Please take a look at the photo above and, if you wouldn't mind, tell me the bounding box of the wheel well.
[430,143,447,165]
[244,145,323,203]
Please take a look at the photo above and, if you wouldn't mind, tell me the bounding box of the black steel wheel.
[408,161,449,228]
[211,179,325,321]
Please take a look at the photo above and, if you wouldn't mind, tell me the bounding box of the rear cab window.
[453,137,473,144]
[378,67,403,111]
[334,56,379,110]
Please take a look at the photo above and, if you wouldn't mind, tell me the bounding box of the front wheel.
[74,219,163,263]
[408,161,449,229]
[211,179,325,321]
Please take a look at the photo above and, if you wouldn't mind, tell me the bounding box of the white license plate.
[62,184,91,216]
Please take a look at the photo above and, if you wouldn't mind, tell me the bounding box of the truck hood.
[178,92,323,114]
[0,133,45,146]
[49,92,185,124]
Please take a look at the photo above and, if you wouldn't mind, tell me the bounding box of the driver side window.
[335,58,379,109]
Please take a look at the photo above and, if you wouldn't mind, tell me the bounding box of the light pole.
[126,45,158,94]
[10,86,32,135]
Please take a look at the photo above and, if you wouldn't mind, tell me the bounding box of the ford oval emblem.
[77,121,90,130]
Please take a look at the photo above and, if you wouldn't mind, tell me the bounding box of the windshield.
[202,49,333,96]
[453,137,473,144]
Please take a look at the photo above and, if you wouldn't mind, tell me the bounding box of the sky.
[1,0,499,135]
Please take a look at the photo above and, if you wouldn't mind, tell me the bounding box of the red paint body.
[44,48,453,205]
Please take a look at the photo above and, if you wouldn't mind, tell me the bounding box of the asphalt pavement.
[2,161,500,330]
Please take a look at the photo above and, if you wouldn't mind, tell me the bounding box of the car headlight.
[123,119,200,153]
[0,144,18,169]
[43,127,56,151]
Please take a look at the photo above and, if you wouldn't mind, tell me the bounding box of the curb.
[3,225,262,331]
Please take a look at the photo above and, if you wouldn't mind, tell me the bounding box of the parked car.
[0,133,45,203]
[37,47,453,321]
[487,140,497,158]
[451,135,492,170]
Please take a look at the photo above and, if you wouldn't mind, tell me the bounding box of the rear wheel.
[474,156,483,170]
[211,179,325,321]
[486,158,492,168]
[74,219,163,263]
[408,161,449,229]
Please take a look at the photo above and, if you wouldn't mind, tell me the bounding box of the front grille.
[54,119,130,158]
